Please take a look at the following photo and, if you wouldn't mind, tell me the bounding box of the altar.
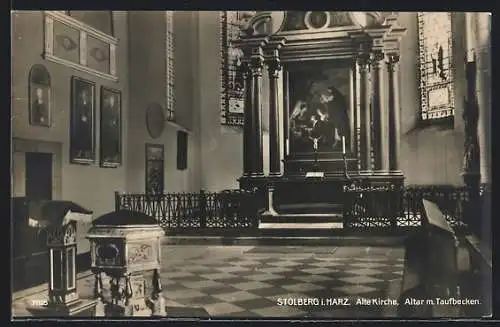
[234,12,407,217]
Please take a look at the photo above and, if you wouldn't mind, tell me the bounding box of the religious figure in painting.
[289,77,350,153]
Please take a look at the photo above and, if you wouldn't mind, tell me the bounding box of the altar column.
[242,61,253,176]
[358,52,372,173]
[265,39,285,177]
[250,51,265,176]
[386,53,402,175]
[371,51,388,174]
[474,13,491,186]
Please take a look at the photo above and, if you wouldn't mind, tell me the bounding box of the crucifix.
[310,136,322,171]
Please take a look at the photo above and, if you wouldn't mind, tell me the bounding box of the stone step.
[161,235,407,246]
[259,222,343,229]
[276,203,343,214]
[260,213,343,224]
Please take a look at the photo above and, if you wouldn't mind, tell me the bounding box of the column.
[242,61,253,176]
[283,70,290,157]
[387,53,402,174]
[267,58,282,176]
[475,13,491,185]
[250,54,265,176]
[371,51,388,174]
[358,53,372,173]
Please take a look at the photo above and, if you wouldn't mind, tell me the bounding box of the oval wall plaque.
[146,103,165,139]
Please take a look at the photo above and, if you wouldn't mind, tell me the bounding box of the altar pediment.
[237,11,405,62]
[243,11,398,37]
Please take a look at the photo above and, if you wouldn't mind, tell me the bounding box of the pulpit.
[25,201,97,317]
[233,12,407,218]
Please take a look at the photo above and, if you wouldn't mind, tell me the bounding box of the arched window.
[417,12,455,122]
[220,11,254,126]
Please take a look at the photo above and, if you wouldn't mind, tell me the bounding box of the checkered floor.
[161,247,404,318]
[13,246,405,318]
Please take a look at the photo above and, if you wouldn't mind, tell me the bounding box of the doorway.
[25,152,53,200]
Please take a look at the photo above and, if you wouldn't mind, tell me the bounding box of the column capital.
[357,52,372,72]
[386,53,400,72]
[371,51,385,66]
[267,59,282,78]
[264,37,285,79]
[249,55,264,77]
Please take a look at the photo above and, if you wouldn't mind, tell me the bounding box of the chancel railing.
[115,189,259,232]
[115,184,487,236]
[342,184,482,233]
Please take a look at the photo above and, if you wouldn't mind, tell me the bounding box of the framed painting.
[288,61,352,155]
[29,64,51,127]
[145,144,164,194]
[100,87,122,168]
[70,76,96,164]
[177,131,188,170]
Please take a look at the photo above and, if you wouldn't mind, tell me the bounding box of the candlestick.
[342,136,346,154]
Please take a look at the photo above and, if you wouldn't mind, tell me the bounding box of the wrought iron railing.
[116,184,487,235]
[343,184,479,232]
[115,189,259,231]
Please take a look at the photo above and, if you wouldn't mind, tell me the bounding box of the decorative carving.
[47,227,64,246]
[250,56,264,77]
[267,60,281,78]
[282,11,354,31]
[357,52,371,72]
[243,11,284,36]
[386,53,400,73]
[63,224,77,244]
[370,51,385,67]
[127,243,153,264]
[304,11,331,30]
[44,11,118,82]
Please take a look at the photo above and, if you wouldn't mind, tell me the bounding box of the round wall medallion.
[146,103,165,139]
[304,11,331,30]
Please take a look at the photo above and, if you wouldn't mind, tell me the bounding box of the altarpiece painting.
[288,62,351,155]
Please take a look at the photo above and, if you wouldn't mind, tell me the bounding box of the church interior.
[11,11,491,319]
